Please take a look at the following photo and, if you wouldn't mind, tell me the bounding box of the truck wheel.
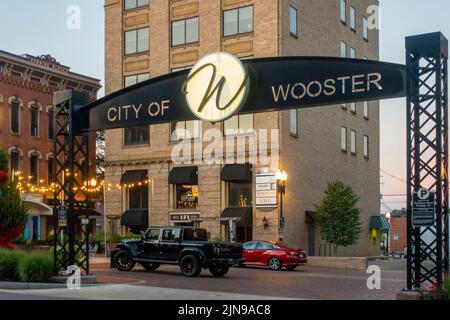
[114,250,136,272]
[209,263,230,277]
[180,254,202,277]
[268,257,282,271]
[141,263,160,272]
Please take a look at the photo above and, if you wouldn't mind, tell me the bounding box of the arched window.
[28,149,42,185]
[9,96,23,134]
[28,101,42,138]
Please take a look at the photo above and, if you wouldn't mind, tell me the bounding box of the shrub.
[18,252,54,282]
[0,250,25,280]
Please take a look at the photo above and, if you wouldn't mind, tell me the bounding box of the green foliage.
[0,249,25,280]
[0,147,7,171]
[18,252,54,282]
[443,276,450,300]
[12,235,27,245]
[391,208,407,217]
[0,181,29,233]
[315,180,361,253]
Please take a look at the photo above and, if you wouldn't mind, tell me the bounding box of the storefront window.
[129,185,148,209]
[228,182,252,207]
[176,184,198,209]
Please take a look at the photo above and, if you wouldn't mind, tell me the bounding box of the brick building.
[103,0,381,256]
[0,50,101,241]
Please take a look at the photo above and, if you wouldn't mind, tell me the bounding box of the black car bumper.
[209,258,245,266]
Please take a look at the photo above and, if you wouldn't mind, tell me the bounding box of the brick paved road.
[90,261,406,300]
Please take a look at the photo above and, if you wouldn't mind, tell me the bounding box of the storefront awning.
[24,200,53,216]
[221,164,253,182]
[121,210,148,227]
[369,215,392,230]
[121,170,148,185]
[169,166,198,185]
[221,207,253,226]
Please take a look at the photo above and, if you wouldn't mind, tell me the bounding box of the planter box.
[308,256,368,270]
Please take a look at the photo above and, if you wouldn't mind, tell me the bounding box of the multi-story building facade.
[0,50,101,241]
[104,0,380,256]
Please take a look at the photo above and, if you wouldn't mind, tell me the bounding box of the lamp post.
[385,212,391,256]
[276,170,288,241]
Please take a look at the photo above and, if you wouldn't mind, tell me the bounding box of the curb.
[0,281,108,290]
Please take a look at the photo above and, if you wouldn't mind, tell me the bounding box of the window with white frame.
[340,41,347,58]
[30,155,39,185]
[350,47,356,59]
[10,100,20,134]
[340,0,347,23]
[290,109,298,136]
[364,135,369,159]
[363,101,369,119]
[363,17,369,40]
[30,105,39,138]
[350,6,356,31]
[350,102,356,114]
[124,73,150,87]
[170,120,201,141]
[172,17,199,46]
[351,130,357,155]
[10,151,21,175]
[124,0,149,10]
[289,6,298,37]
[341,127,347,152]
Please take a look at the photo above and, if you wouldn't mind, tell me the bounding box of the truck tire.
[180,254,202,277]
[114,250,136,272]
[141,263,160,272]
[209,263,230,277]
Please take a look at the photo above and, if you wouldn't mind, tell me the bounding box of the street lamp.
[385,212,391,256]
[276,170,288,241]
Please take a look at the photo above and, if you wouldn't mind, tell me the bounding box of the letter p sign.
[418,188,430,200]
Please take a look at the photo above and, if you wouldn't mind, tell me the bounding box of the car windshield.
[183,228,208,241]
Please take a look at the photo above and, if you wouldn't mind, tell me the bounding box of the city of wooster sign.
[73,53,406,133]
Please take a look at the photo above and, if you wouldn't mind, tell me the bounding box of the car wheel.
[180,254,202,277]
[141,263,160,272]
[113,250,136,272]
[209,263,230,277]
[268,257,282,271]
[286,266,297,271]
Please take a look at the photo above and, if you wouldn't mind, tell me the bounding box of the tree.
[315,180,361,255]
[0,147,29,248]
[391,208,407,217]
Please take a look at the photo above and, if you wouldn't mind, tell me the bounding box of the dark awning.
[169,166,198,185]
[121,170,148,185]
[121,210,148,227]
[305,211,318,224]
[221,164,253,182]
[221,207,253,226]
[369,216,391,230]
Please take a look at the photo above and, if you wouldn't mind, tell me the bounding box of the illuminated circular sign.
[183,52,249,123]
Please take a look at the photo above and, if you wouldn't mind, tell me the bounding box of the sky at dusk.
[1,0,449,213]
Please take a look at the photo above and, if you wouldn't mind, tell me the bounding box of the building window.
[170,121,200,141]
[341,127,347,152]
[350,102,356,114]
[30,155,39,185]
[223,5,253,37]
[48,109,54,140]
[363,101,369,119]
[364,135,369,159]
[125,27,149,55]
[124,126,150,146]
[340,41,347,58]
[290,109,298,137]
[176,184,198,209]
[124,0,149,10]
[224,114,254,135]
[351,130,357,155]
[363,17,369,40]
[10,151,21,175]
[124,73,150,87]
[340,0,347,23]
[30,106,39,138]
[10,101,20,134]
[229,182,252,207]
[350,47,356,59]
[129,185,149,210]
[289,6,298,37]
[350,6,356,31]
[172,17,199,47]
[48,158,55,184]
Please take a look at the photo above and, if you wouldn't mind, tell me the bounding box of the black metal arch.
[52,33,448,290]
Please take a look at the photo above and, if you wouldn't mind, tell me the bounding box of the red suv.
[242,241,307,271]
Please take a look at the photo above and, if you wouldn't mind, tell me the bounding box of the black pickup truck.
[111,227,244,277]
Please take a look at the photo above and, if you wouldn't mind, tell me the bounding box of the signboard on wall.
[255,173,277,208]
[412,188,436,227]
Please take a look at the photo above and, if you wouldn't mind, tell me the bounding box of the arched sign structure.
[52,32,448,290]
